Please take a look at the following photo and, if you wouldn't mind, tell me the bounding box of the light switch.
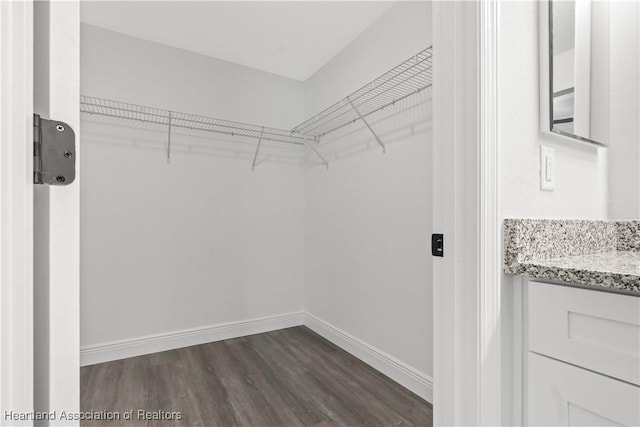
[540,145,555,191]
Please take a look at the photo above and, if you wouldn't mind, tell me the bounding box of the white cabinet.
[529,281,640,385]
[529,353,640,427]
[527,281,640,426]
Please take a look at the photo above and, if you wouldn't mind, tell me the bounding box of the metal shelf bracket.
[347,97,385,153]
[252,127,265,171]
[301,134,329,169]
[167,111,172,164]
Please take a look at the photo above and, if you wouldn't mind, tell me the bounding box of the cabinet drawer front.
[528,353,640,427]
[528,281,640,385]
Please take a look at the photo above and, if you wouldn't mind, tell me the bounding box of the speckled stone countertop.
[504,219,640,295]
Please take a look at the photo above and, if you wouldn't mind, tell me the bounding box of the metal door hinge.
[33,114,75,185]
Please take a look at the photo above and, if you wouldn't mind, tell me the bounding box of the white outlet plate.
[540,145,555,191]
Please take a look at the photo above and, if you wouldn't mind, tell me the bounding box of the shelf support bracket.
[252,127,265,171]
[167,111,172,164]
[301,134,329,169]
[347,97,385,153]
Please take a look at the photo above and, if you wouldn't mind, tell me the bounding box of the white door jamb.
[433,1,501,425]
[0,1,35,422]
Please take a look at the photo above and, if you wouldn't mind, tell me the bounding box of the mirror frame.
[539,0,607,147]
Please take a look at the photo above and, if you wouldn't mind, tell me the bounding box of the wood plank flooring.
[80,326,432,427]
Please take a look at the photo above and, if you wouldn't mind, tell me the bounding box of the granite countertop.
[504,219,640,295]
[519,250,640,294]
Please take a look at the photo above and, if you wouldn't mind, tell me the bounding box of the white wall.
[80,25,306,347]
[500,1,607,220]
[303,1,433,379]
[607,1,640,218]
[553,49,575,92]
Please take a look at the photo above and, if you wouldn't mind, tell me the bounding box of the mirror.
[546,0,640,146]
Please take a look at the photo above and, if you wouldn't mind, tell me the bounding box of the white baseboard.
[80,311,304,366]
[303,312,434,403]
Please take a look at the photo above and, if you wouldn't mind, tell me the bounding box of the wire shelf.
[80,45,432,168]
[80,95,310,146]
[291,46,433,138]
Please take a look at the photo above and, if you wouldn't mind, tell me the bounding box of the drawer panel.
[528,281,640,385]
[528,353,640,426]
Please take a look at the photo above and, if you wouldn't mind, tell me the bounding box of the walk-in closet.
[77,2,434,425]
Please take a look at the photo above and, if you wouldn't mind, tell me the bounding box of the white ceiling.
[80,1,396,81]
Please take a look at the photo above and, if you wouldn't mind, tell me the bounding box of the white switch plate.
[540,145,555,191]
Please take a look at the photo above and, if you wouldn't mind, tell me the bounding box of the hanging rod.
[80,95,313,146]
[291,46,433,142]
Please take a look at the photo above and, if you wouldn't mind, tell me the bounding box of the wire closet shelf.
[80,46,433,167]
[79,96,310,146]
[291,46,433,141]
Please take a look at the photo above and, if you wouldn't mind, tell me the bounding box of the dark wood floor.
[81,326,432,427]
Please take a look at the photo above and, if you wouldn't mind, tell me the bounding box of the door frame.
[33,0,81,420]
[1,1,80,422]
[0,0,35,419]
[432,1,501,425]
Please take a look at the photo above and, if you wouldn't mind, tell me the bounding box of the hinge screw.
[64,151,73,158]
[56,176,66,183]
[56,124,65,132]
